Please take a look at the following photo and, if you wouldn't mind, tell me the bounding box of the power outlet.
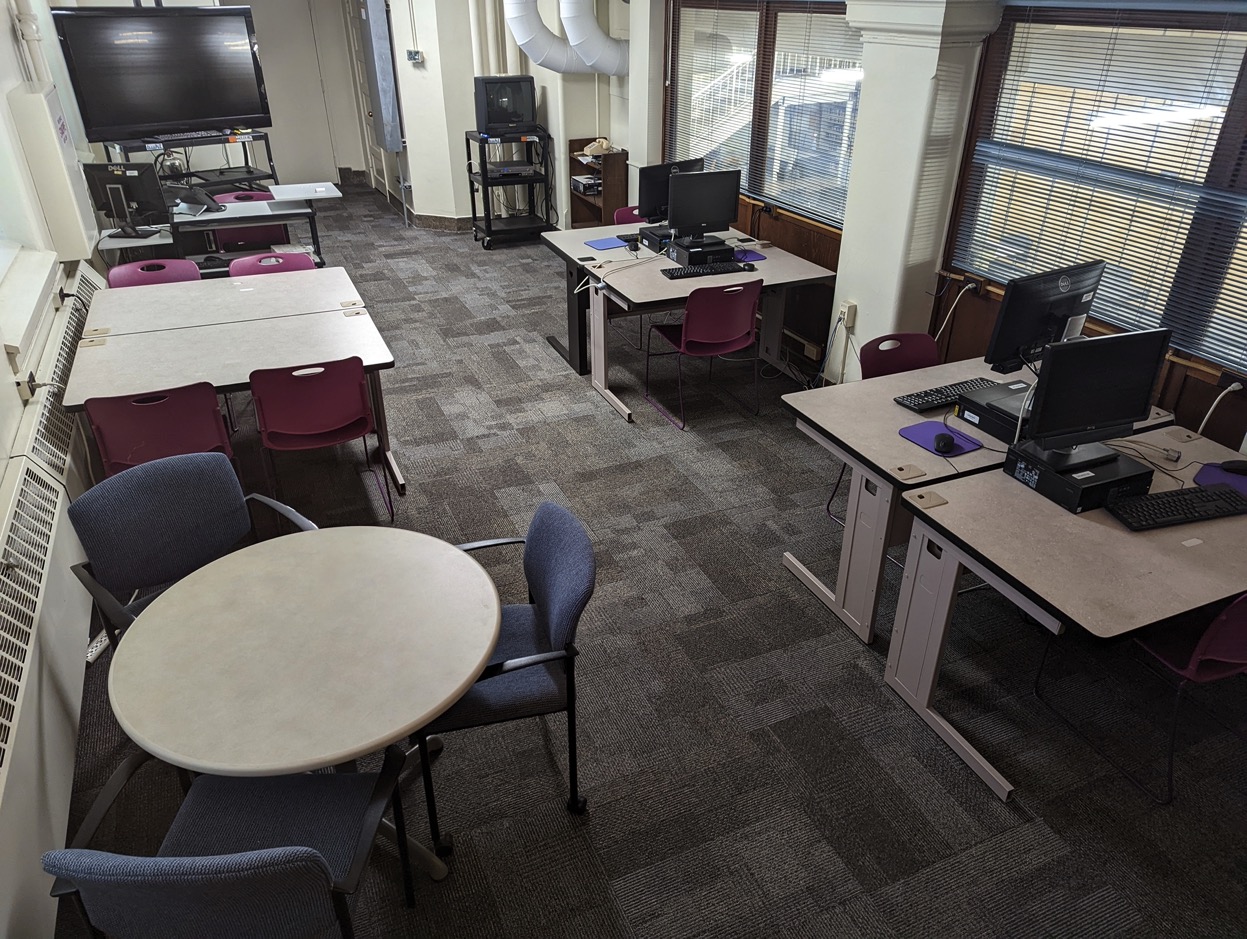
[838,301,857,330]
[963,274,986,295]
[1218,368,1247,389]
[406,49,423,63]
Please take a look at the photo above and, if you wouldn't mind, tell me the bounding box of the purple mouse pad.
[1194,463,1247,497]
[734,248,767,262]
[899,421,982,456]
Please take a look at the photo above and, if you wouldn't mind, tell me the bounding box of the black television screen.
[474,76,538,135]
[52,6,271,142]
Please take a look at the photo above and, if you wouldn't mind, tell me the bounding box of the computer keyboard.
[1105,483,1247,532]
[660,262,745,280]
[149,130,226,141]
[894,376,1002,413]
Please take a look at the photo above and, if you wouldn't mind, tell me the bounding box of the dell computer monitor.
[984,260,1107,374]
[636,158,705,222]
[53,7,271,142]
[666,169,742,242]
[1021,327,1171,472]
[82,162,169,237]
[473,75,539,135]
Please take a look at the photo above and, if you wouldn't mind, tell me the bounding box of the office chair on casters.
[67,452,316,650]
[249,356,393,521]
[85,381,233,478]
[107,259,201,289]
[1035,594,1247,804]
[409,502,596,857]
[229,252,317,277]
[644,279,763,430]
[214,189,289,252]
[859,332,940,380]
[42,745,414,938]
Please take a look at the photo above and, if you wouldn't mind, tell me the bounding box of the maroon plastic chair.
[213,190,289,253]
[859,332,940,380]
[1037,593,1247,804]
[613,205,644,224]
[249,357,392,519]
[644,279,763,429]
[229,252,317,277]
[84,382,233,477]
[107,259,201,289]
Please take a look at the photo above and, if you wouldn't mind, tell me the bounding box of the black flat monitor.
[474,75,539,135]
[985,260,1107,374]
[636,158,704,222]
[1020,327,1171,472]
[666,169,741,242]
[52,6,271,142]
[82,163,169,237]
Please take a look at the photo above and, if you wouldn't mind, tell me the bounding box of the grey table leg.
[367,371,406,495]
[589,283,633,422]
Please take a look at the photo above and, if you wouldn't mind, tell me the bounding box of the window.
[665,1,863,228]
[951,8,1247,372]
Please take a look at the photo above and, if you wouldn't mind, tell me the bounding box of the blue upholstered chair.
[43,746,414,937]
[411,502,597,856]
[67,452,316,648]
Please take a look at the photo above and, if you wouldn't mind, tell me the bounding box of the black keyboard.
[894,376,1001,412]
[1105,483,1247,532]
[149,130,227,141]
[661,262,745,280]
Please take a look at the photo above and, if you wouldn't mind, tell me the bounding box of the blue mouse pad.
[734,248,767,262]
[585,236,627,250]
[899,421,982,456]
[1194,463,1247,497]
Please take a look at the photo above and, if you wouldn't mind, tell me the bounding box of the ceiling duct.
[502,0,629,76]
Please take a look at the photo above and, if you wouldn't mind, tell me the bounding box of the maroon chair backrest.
[680,280,763,356]
[213,190,288,252]
[1189,593,1247,679]
[859,332,940,380]
[614,206,644,224]
[228,253,317,277]
[249,357,373,447]
[107,260,202,289]
[84,382,232,477]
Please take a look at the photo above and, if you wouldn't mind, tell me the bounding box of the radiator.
[0,260,98,937]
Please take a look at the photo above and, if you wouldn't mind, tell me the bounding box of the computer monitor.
[984,260,1107,374]
[473,75,539,135]
[636,158,704,222]
[666,169,741,242]
[1019,327,1171,472]
[82,162,169,237]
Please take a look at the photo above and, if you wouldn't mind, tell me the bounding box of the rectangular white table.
[886,426,1247,800]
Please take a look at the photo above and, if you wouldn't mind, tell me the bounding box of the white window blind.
[951,9,1247,372]
[666,1,860,228]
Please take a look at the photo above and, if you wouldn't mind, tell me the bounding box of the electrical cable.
[933,282,977,342]
[1107,442,1189,488]
[1013,381,1038,445]
[825,463,848,516]
[1198,382,1242,434]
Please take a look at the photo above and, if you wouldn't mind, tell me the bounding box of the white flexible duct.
[560,0,628,77]
[502,0,593,73]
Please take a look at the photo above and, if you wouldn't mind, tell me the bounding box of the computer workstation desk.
[781,364,1173,644]
[889,426,1247,800]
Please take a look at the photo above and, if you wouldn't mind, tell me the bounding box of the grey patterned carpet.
[59,187,1247,938]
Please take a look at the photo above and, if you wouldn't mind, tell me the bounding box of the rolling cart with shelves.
[104,130,279,191]
[464,129,553,249]
[568,139,628,227]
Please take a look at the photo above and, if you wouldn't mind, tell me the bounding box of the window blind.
[666,1,860,228]
[951,9,1247,372]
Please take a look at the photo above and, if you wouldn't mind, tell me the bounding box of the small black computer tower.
[1004,446,1152,513]
[667,236,734,267]
[639,224,672,254]
[954,379,1033,444]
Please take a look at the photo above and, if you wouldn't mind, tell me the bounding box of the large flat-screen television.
[52,6,271,142]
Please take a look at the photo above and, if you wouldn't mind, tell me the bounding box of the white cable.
[934,282,978,343]
[1014,381,1039,445]
[1198,382,1243,434]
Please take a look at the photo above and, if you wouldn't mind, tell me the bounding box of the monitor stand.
[105,184,158,238]
[1012,438,1117,473]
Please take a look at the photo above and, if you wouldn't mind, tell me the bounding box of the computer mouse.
[742,262,757,272]
[933,432,956,454]
[1219,459,1247,475]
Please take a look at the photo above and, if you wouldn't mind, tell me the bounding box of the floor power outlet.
[86,631,111,664]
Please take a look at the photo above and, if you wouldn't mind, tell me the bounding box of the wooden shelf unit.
[568,139,628,228]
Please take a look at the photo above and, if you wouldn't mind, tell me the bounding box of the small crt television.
[474,75,539,135]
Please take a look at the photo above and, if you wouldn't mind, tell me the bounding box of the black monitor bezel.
[473,75,540,135]
[666,169,741,240]
[984,260,1107,374]
[1026,327,1171,451]
[52,6,272,142]
[636,158,705,222]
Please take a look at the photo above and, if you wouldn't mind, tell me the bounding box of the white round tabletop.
[108,527,501,776]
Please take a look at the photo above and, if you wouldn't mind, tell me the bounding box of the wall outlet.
[406,49,423,63]
[1218,368,1247,389]
[963,274,986,294]
[838,301,857,330]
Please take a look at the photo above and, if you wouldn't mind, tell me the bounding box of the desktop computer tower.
[1004,446,1152,513]
[954,379,1033,445]
[667,237,734,267]
[639,225,672,254]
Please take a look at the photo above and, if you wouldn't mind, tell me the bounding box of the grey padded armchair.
[410,501,597,856]
[43,746,414,938]
[67,452,316,648]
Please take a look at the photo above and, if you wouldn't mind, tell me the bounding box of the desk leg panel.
[548,260,589,375]
[367,372,406,495]
[589,284,633,422]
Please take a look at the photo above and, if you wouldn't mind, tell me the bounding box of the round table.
[108,526,501,777]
